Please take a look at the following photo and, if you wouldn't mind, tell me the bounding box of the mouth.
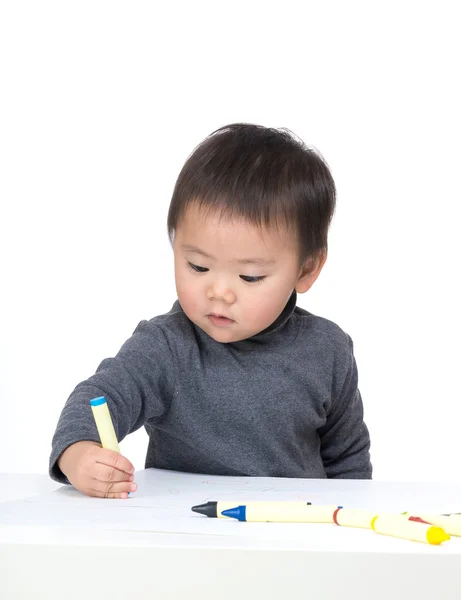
[207,313,235,327]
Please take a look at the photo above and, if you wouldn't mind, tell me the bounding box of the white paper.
[1,469,460,548]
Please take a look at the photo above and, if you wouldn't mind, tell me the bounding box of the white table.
[1,472,461,600]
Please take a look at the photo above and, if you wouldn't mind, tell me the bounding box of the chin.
[207,330,238,344]
[201,325,245,344]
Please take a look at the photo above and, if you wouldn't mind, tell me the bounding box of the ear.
[295,251,327,294]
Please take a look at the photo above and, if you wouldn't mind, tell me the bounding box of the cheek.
[176,271,201,315]
[243,287,285,324]
[246,273,295,317]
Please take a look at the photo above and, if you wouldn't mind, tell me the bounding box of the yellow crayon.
[371,514,450,545]
[90,396,120,452]
[403,513,461,537]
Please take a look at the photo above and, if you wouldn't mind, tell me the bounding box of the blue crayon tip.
[221,506,246,521]
[90,396,107,406]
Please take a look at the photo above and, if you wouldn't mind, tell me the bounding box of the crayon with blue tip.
[221,504,341,523]
[90,396,120,453]
[192,500,312,518]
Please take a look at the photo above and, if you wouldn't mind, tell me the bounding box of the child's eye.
[188,262,209,273]
[240,275,266,283]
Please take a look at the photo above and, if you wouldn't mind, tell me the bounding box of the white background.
[1,2,460,481]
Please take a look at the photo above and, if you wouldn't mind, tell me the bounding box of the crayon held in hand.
[90,396,120,453]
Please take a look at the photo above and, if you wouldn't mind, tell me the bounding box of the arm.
[49,320,176,483]
[318,336,372,479]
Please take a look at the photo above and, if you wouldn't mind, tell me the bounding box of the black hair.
[167,123,336,262]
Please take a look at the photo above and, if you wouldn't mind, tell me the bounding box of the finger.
[88,488,131,500]
[92,462,135,484]
[93,448,135,475]
[90,479,138,497]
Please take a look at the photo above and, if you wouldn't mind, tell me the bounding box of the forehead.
[175,204,297,258]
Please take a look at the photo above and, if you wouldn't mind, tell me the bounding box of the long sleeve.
[318,336,372,479]
[49,320,177,483]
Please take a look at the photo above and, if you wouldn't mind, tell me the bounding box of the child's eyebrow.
[181,244,275,266]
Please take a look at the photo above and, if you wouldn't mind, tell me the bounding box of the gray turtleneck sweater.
[49,293,372,483]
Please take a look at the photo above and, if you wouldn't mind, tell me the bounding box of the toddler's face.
[173,204,317,343]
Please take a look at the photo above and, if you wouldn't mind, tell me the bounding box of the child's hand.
[57,440,137,499]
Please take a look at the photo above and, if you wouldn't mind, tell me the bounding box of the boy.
[50,123,372,498]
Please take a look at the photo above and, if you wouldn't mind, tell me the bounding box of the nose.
[207,278,236,305]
